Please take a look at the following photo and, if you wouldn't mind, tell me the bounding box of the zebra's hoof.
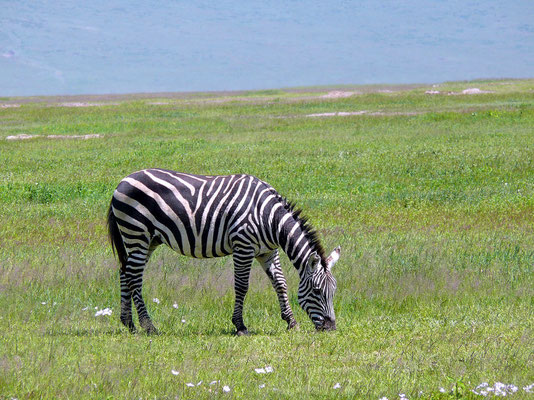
[121,318,137,334]
[146,327,159,335]
[287,321,299,331]
[236,329,249,336]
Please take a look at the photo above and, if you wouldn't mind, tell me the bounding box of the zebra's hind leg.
[257,250,298,330]
[119,269,136,333]
[231,248,255,336]
[126,251,158,335]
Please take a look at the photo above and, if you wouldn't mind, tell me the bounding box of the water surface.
[1,0,533,96]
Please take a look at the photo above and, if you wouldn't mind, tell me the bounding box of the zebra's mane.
[280,197,327,268]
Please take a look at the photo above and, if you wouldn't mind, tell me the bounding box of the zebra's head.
[298,246,340,331]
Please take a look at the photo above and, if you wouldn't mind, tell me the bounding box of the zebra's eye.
[312,287,321,295]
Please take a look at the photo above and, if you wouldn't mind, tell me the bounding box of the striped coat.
[108,169,339,334]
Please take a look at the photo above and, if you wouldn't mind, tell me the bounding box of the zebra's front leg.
[119,269,136,333]
[257,250,298,330]
[231,249,255,336]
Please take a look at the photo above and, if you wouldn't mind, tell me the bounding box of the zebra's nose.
[324,316,336,331]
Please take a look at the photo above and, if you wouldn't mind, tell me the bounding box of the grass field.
[1,79,533,399]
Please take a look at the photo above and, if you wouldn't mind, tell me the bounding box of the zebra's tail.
[107,199,127,271]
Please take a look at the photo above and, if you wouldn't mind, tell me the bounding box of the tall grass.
[1,80,533,399]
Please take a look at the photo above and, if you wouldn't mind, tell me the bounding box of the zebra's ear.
[326,246,341,271]
[306,251,321,275]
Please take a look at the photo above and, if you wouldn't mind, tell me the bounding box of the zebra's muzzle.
[315,316,336,331]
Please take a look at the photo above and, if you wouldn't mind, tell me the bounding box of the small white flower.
[153,298,160,304]
[259,384,266,389]
[524,383,534,393]
[41,302,47,305]
[197,381,202,386]
[95,307,112,317]
[265,366,273,373]
[223,385,231,393]
[173,302,179,309]
[379,397,388,400]
[333,383,341,389]
[210,380,219,385]
[186,383,195,387]
[255,368,266,374]
[439,387,446,393]
[181,318,186,323]
[171,369,179,375]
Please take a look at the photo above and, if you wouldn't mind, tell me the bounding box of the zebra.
[107,169,340,335]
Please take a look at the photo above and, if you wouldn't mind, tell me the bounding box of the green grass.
[1,80,533,399]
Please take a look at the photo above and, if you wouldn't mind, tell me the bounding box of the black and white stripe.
[108,169,340,334]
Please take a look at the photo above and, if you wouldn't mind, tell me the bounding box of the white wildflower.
[473,382,488,395]
[173,302,179,309]
[171,369,179,375]
[197,381,202,386]
[333,383,341,389]
[41,302,47,305]
[494,382,507,396]
[379,397,389,400]
[439,387,446,393]
[255,366,273,374]
[95,307,112,316]
[259,384,266,388]
[152,298,160,304]
[524,383,534,393]
[473,382,520,396]
[181,318,186,323]
[223,385,231,393]
[186,383,195,387]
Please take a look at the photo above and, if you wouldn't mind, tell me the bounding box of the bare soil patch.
[306,110,423,118]
[425,87,495,95]
[321,91,359,99]
[6,134,102,141]
[58,102,119,107]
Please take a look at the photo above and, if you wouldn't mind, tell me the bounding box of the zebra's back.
[110,169,275,258]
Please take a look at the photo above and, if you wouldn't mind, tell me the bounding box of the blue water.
[1,1,533,96]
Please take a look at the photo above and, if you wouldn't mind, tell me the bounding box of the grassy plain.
[0,80,533,399]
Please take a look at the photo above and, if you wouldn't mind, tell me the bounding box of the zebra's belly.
[156,230,234,259]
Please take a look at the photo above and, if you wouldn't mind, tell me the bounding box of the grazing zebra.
[107,169,340,335]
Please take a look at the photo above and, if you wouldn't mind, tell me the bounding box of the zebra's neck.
[274,207,325,278]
